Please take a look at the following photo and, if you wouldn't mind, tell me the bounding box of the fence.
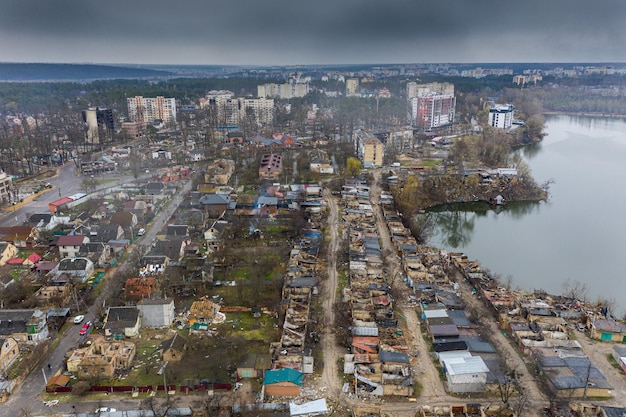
[46,382,232,393]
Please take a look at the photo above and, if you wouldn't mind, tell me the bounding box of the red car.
[79,321,92,336]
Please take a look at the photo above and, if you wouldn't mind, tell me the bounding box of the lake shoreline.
[428,114,626,314]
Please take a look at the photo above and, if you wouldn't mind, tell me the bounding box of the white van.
[137,228,146,236]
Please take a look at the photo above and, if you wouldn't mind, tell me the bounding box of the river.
[429,114,626,314]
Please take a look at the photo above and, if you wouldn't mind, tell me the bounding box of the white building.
[0,171,13,204]
[258,83,310,99]
[83,108,99,144]
[127,96,177,125]
[440,353,489,393]
[488,104,514,129]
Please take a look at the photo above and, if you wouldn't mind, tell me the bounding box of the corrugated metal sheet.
[351,326,379,336]
[443,356,489,376]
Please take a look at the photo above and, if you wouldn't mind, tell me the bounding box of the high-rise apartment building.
[410,94,456,130]
[82,107,115,144]
[202,91,274,126]
[407,82,455,130]
[488,104,514,129]
[258,83,310,99]
[127,96,177,125]
[406,82,454,99]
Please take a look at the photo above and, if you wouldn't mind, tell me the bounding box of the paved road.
[4,179,194,417]
[0,162,151,227]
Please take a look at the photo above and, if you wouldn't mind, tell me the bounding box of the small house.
[198,194,231,218]
[55,257,94,282]
[110,211,138,230]
[146,182,166,196]
[57,235,90,258]
[263,368,303,397]
[89,224,124,243]
[0,309,49,344]
[160,333,187,362]
[590,318,626,342]
[0,242,17,267]
[0,337,19,369]
[78,242,112,268]
[104,306,141,338]
[441,354,489,393]
[0,226,39,248]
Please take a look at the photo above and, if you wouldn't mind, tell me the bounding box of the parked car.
[79,321,92,336]
[95,407,116,413]
[137,228,146,236]
[73,315,85,324]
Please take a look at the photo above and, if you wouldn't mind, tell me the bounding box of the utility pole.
[583,362,592,400]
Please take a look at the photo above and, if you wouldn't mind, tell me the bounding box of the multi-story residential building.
[407,83,456,130]
[240,97,275,126]
[406,82,454,99]
[82,107,115,144]
[120,121,146,139]
[488,104,514,129]
[0,171,13,204]
[201,90,274,126]
[346,78,359,96]
[127,96,177,125]
[354,130,384,168]
[374,127,415,153]
[258,83,310,99]
[410,93,456,130]
[512,74,542,85]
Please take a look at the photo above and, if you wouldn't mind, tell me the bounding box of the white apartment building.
[258,83,310,99]
[488,104,514,129]
[127,96,177,125]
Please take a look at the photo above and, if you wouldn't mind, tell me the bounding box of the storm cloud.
[0,0,625,65]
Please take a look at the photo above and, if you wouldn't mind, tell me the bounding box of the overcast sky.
[1,0,625,66]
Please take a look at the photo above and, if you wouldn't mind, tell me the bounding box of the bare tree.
[141,395,181,417]
[562,279,588,302]
[497,368,518,407]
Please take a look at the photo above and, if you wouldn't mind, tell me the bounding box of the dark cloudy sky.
[1,0,625,65]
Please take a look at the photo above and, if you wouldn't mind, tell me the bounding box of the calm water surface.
[429,115,626,311]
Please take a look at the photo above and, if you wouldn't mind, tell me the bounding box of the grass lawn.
[420,159,443,167]
[116,312,279,388]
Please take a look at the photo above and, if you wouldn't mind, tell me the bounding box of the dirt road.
[319,189,342,398]
[454,270,547,416]
[369,171,457,403]
[574,328,626,405]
